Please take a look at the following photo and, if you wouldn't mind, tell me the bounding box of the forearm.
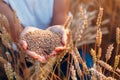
[0,0,23,42]
[51,0,70,26]
[51,13,68,26]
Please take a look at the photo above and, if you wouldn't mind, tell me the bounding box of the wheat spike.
[84,15,88,29]
[13,72,20,80]
[72,53,83,78]
[82,62,90,75]
[89,68,106,79]
[4,63,14,80]
[113,55,120,70]
[96,7,103,27]
[116,27,120,45]
[96,28,102,47]
[90,48,97,63]
[79,6,83,18]
[97,60,113,72]
[97,47,102,59]
[105,44,114,62]
[70,64,77,80]
[106,77,116,80]
[74,48,89,75]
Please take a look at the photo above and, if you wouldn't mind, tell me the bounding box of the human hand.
[19,26,69,63]
[47,25,69,56]
[19,27,47,63]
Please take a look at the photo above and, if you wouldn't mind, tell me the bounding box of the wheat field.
[0,0,120,80]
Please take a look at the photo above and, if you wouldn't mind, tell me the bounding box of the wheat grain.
[21,29,62,55]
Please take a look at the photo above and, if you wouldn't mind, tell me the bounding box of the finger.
[48,26,67,46]
[49,51,57,57]
[19,40,28,50]
[47,25,64,33]
[26,50,46,63]
[55,46,66,52]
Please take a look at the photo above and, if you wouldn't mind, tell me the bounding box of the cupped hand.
[47,25,69,52]
[19,25,68,63]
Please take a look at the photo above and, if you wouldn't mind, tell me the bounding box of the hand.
[47,25,69,53]
[19,27,47,63]
[19,26,68,63]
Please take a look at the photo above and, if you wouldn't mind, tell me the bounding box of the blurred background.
[70,0,120,66]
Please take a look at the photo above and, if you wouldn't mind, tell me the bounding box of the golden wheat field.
[0,0,120,80]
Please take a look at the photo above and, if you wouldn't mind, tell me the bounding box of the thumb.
[19,26,39,39]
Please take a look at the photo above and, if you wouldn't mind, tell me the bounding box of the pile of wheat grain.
[21,29,62,55]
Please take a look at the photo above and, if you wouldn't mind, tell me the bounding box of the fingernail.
[55,46,65,52]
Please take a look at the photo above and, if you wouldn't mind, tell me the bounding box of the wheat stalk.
[89,68,106,79]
